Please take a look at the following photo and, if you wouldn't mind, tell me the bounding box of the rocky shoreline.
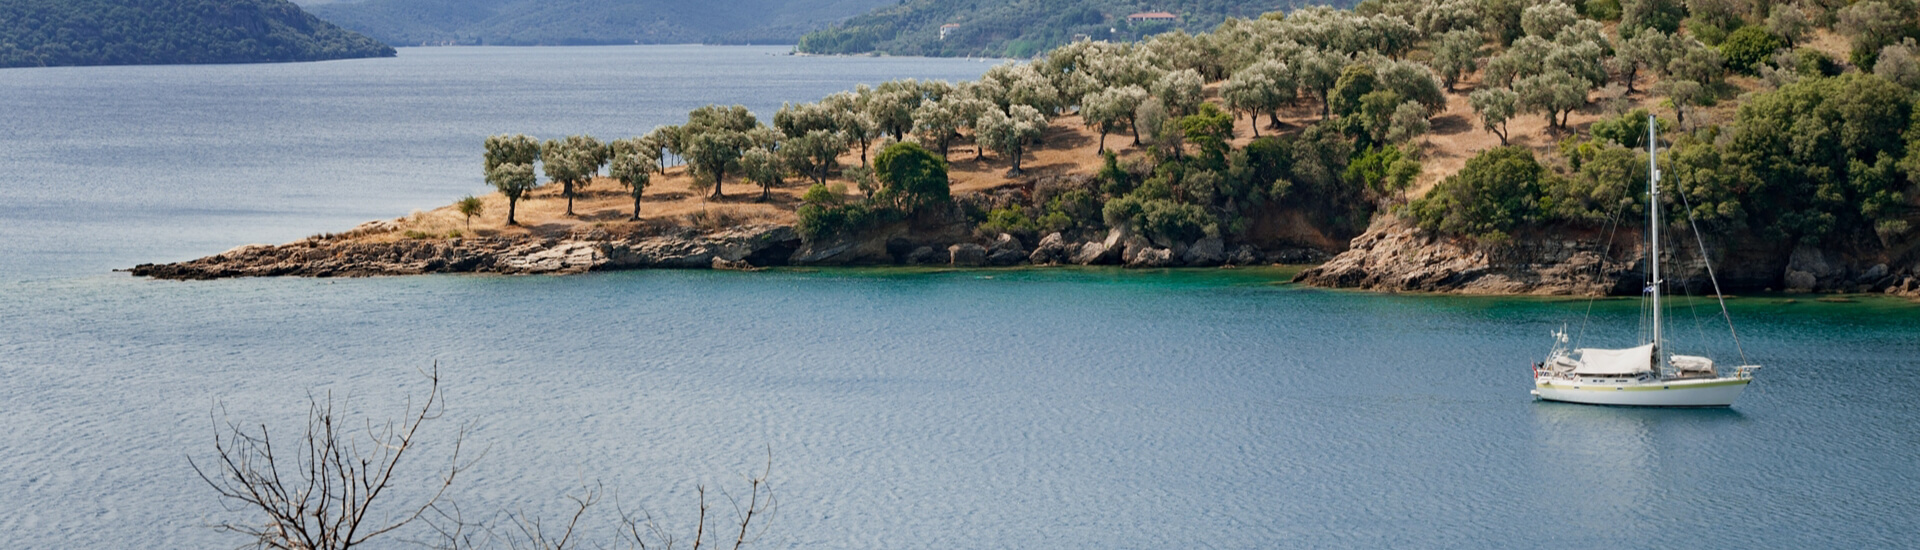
[1294,218,1920,299]
[127,219,1329,280]
[128,215,1920,302]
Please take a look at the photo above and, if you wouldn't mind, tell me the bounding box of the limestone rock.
[1127,246,1174,268]
[1070,242,1116,265]
[1029,232,1070,265]
[1182,237,1225,266]
[949,243,988,267]
[1121,235,1154,264]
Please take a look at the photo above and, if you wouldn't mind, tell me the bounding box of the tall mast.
[1648,115,1662,359]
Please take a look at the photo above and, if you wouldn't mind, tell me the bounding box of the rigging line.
[1669,219,1711,358]
[1670,173,1751,366]
[1574,198,1628,351]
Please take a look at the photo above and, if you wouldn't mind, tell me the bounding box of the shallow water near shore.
[4,47,1920,549]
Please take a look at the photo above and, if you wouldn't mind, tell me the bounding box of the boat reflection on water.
[1526,403,1748,543]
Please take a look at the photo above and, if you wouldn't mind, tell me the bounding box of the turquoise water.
[4,47,1920,549]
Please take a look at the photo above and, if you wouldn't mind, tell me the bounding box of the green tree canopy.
[873,141,951,212]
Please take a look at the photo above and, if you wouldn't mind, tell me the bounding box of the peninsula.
[1,0,393,68]
[133,2,1920,301]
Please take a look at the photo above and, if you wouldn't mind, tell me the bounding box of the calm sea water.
[3,47,1920,549]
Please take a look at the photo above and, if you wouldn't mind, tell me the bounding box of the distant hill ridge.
[0,0,394,68]
[796,0,1354,58]
[306,0,896,46]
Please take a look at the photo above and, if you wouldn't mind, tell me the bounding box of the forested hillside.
[795,0,1351,58]
[306,0,893,46]
[0,0,393,68]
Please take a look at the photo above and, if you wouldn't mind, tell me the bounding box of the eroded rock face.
[1294,217,1920,296]
[129,224,802,280]
[1292,218,1635,295]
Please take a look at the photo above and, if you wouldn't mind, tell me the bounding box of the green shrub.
[1103,195,1216,243]
[1097,150,1135,196]
[1140,199,1217,243]
[1720,27,1786,75]
[1588,108,1672,149]
[1344,145,1419,198]
[873,141,950,211]
[796,183,886,240]
[1583,0,1621,21]
[980,204,1037,236]
[1408,147,1545,240]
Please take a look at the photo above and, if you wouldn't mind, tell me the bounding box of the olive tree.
[539,141,584,215]
[683,105,761,199]
[865,89,918,142]
[1151,69,1206,118]
[1083,85,1149,148]
[911,99,965,159]
[610,152,654,220]
[739,147,785,202]
[1220,60,1297,136]
[1388,100,1431,145]
[780,129,848,185]
[1515,69,1588,131]
[484,134,540,173]
[1767,3,1811,48]
[1469,87,1519,145]
[975,104,1049,175]
[1876,40,1920,90]
[1293,48,1347,120]
[488,163,537,226]
[1520,0,1578,39]
[1431,28,1484,92]
[1377,60,1446,113]
[1838,1,1908,67]
[1617,29,1673,94]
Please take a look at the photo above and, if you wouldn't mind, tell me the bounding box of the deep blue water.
[3,47,1919,549]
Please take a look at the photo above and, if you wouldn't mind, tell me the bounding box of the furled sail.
[1573,344,1656,375]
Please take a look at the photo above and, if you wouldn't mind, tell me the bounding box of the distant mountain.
[0,0,394,68]
[797,0,1352,58]
[307,0,895,46]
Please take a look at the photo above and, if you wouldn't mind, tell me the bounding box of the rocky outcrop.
[1182,236,1225,267]
[1293,218,1638,295]
[133,210,1354,280]
[1071,228,1126,265]
[986,234,1026,266]
[130,224,801,280]
[1296,217,1920,296]
[1028,232,1071,265]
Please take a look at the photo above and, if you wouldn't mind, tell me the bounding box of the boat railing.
[1734,365,1762,379]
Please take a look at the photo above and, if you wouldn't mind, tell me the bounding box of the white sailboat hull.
[1532,377,1751,407]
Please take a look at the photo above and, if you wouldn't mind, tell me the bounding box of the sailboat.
[1531,115,1760,407]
